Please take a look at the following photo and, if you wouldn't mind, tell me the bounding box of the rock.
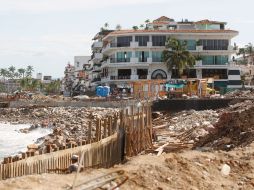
[221,164,231,176]
[27,144,39,150]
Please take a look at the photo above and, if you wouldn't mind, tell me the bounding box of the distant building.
[36,73,43,80]
[62,63,75,93]
[74,56,91,80]
[43,76,52,84]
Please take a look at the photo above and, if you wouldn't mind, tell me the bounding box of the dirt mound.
[194,100,254,150]
[2,146,254,190]
[224,89,254,99]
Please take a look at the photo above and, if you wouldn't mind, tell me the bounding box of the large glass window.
[117,36,132,47]
[135,51,149,62]
[200,39,229,50]
[115,52,132,62]
[135,36,149,46]
[202,56,228,65]
[152,36,166,46]
[152,51,163,62]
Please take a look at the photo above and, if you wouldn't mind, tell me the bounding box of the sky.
[0,0,253,78]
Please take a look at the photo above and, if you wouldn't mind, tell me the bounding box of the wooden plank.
[103,119,107,138]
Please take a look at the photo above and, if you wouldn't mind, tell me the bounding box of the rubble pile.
[194,100,254,150]
[224,89,254,99]
[153,110,219,143]
[0,107,119,154]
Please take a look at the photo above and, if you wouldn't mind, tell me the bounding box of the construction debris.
[194,100,254,150]
[224,89,254,99]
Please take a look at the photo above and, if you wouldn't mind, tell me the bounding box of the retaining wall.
[152,99,237,112]
[9,100,137,108]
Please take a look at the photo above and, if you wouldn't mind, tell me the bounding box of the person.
[68,155,80,173]
[49,154,83,174]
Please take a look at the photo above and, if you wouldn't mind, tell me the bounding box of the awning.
[166,83,185,89]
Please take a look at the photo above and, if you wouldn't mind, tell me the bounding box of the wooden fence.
[0,102,152,180]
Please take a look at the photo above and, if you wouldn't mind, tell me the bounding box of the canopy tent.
[165,83,185,89]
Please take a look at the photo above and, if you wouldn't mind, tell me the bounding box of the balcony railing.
[138,75,148,79]
[110,58,131,63]
[110,42,131,47]
[152,57,163,62]
[110,75,131,80]
[138,57,148,62]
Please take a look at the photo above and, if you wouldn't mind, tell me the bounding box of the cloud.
[0,0,167,13]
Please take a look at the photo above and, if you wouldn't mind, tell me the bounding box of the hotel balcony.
[190,45,236,54]
[194,60,229,69]
[110,75,131,80]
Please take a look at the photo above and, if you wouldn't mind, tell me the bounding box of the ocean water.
[0,123,52,161]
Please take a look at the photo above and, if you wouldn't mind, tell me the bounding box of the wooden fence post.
[103,118,107,138]
[88,121,92,143]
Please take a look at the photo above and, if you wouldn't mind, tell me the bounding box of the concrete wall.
[9,99,138,109]
[152,99,237,112]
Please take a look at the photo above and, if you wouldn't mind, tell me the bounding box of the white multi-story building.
[74,56,91,79]
[91,16,241,89]
[90,30,114,89]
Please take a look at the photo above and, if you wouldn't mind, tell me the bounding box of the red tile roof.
[153,16,172,22]
[195,19,226,25]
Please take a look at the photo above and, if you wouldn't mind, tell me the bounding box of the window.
[202,56,228,65]
[152,51,162,62]
[76,62,79,68]
[116,52,132,62]
[152,36,166,46]
[200,39,229,50]
[135,51,149,62]
[117,36,132,47]
[135,36,149,46]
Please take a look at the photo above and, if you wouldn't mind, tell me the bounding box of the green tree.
[104,22,109,29]
[140,24,144,29]
[8,66,16,79]
[0,68,8,81]
[145,19,150,24]
[25,65,34,78]
[245,43,254,64]
[18,68,26,79]
[132,26,139,30]
[162,37,195,77]
[115,24,122,30]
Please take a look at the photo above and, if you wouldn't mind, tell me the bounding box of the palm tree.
[104,22,109,29]
[0,68,8,81]
[25,65,34,78]
[140,24,144,29]
[18,68,26,79]
[8,66,16,79]
[132,26,139,30]
[115,24,122,30]
[145,19,150,30]
[162,37,195,78]
[145,19,150,24]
